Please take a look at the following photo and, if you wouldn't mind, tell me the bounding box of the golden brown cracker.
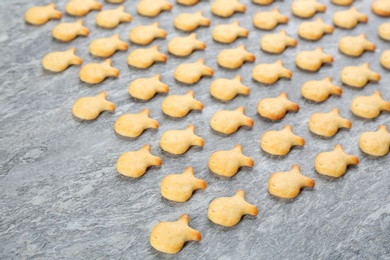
[333,7,368,29]
[90,34,128,57]
[253,8,288,30]
[127,45,167,69]
[160,125,204,155]
[217,45,255,69]
[128,74,169,100]
[257,92,299,120]
[150,215,201,254]
[208,144,254,177]
[339,34,376,57]
[210,107,254,135]
[315,144,359,177]
[261,30,297,54]
[301,77,342,102]
[351,91,390,119]
[66,0,102,16]
[25,3,62,25]
[116,144,162,178]
[174,11,210,31]
[52,20,89,42]
[211,0,246,18]
[268,165,315,199]
[359,125,390,156]
[309,108,351,137]
[252,60,292,84]
[298,18,334,41]
[160,167,206,202]
[114,108,159,138]
[42,47,82,72]
[79,59,119,84]
[261,125,304,155]
[162,91,203,118]
[341,63,380,88]
[296,47,334,72]
[212,21,248,43]
[208,190,258,227]
[174,59,214,84]
[129,22,167,45]
[168,33,206,57]
[291,0,326,18]
[372,0,390,16]
[96,6,132,29]
[137,0,172,17]
[72,91,115,120]
[210,75,250,101]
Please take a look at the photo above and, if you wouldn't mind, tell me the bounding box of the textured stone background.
[1,0,389,259]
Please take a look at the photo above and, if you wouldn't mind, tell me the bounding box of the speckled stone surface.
[1,0,390,259]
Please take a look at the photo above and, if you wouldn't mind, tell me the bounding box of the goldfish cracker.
[333,7,368,29]
[268,165,315,199]
[129,22,167,45]
[301,77,342,102]
[260,30,297,54]
[95,6,132,29]
[298,18,334,41]
[309,108,351,137]
[291,0,326,18]
[160,125,204,155]
[332,0,354,5]
[162,91,203,118]
[160,167,206,202]
[261,125,304,155]
[208,190,258,227]
[211,0,246,18]
[137,0,172,17]
[315,144,359,177]
[168,33,206,57]
[210,75,250,101]
[257,92,299,121]
[127,45,167,69]
[52,20,89,42]
[339,34,376,57]
[252,60,292,84]
[372,0,390,16]
[150,215,201,254]
[89,34,128,57]
[253,0,274,5]
[359,125,390,156]
[174,59,214,84]
[210,107,254,135]
[114,109,159,138]
[128,75,169,101]
[174,11,210,31]
[212,21,248,43]
[253,8,288,30]
[116,144,162,178]
[42,47,82,72]
[351,91,390,119]
[79,59,119,84]
[177,0,199,5]
[208,144,254,177]
[341,63,380,88]
[65,0,102,16]
[217,45,255,69]
[296,47,334,72]
[380,50,390,69]
[25,4,62,25]
[72,91,115,120]
[379,23,390,41]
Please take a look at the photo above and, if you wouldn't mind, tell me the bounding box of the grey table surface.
[1,0,390,259]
